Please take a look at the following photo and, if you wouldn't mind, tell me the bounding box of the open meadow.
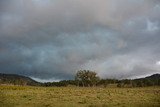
[0,86,160,107]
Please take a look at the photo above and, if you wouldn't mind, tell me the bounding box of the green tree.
[75,70,100,87]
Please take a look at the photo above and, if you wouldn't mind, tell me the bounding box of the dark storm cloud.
[0,0,160,81]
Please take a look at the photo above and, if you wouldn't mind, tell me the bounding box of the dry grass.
[0,85,160,107]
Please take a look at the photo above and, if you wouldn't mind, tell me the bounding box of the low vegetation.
[0,71,160,107]
[1,71,160,88]
[0,86,160,107]
[44,70,160,88]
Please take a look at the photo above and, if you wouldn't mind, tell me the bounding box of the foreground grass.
[0,86,160,107]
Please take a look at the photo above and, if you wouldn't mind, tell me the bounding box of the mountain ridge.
[0,73,41,86]
[0,73,159,87]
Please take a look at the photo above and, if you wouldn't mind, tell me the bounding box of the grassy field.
[0,86,160,107]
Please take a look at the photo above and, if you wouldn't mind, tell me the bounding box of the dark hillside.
[132,74,160,87]
[0,73,41,86]
[0,73,159,87]
[145,74,160,79]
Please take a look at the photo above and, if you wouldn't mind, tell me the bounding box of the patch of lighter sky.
[156,61,160,66]
[146,19,159,32]
[32,0,50,5]
[31,77,61,83]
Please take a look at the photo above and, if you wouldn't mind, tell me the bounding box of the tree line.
[44,70,160,87]
[1,71,159,87]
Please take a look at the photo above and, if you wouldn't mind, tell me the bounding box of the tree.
[75,70,100,87]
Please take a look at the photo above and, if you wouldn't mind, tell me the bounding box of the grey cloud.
[0,0,160,80]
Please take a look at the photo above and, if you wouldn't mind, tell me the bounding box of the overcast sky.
[0,0,160,81]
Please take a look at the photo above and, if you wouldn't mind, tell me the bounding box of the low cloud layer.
[0,0,160,81]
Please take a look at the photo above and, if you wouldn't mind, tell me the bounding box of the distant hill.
[145,74,160,80]
[0,73,41,86]
[129,74,160,87]
[0,73,159,87]
[134,73,160,82]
